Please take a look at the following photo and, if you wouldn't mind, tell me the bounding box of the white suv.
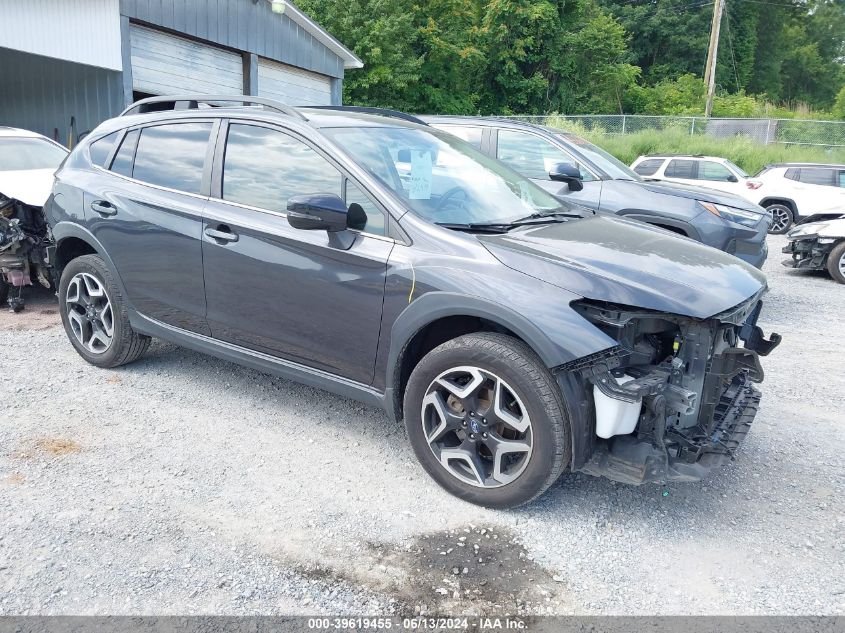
[631,155,754,200]
[751,163,845,233]
[632,156,845,234]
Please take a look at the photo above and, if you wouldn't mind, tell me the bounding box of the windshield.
[725,160,749,178]
[323,126,567,225]
[555,133,640,181]
[0,137,68,171]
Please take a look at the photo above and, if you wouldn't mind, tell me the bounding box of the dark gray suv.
[425,116,771,269]
[45,96,780,508]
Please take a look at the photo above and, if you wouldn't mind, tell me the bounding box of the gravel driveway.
[1,234,843,616]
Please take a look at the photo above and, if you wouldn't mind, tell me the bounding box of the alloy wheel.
[767,205,792,233]
[839,251,845,277]
[65,272,114,354]
[421,366,533,488]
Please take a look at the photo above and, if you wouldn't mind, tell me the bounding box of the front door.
[493,128,603,208]
[86,121,214,334]
[201,122,393,385]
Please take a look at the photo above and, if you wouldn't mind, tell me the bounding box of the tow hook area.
[739,301,781,356]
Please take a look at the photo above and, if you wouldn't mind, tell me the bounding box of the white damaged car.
[782,215,845,284]
[0,127,68,310]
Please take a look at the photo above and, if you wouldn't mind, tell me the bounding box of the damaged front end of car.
[0,193,54,311]
[561,295,781,485]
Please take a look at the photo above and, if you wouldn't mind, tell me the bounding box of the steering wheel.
[435,186,470,214]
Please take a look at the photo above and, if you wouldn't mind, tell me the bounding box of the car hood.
[636,179,762,211]
[478,214,766,319]
[788,217,845,239]
[0,169,55,207]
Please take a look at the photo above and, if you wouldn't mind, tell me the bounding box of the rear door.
[492,128,602,207]
[86,120,215,334]
[792,167,844,214]
[201,121,393,384]
[661,158,699,187]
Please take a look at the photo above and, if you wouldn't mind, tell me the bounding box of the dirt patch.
[12,437,82,460]
[3,473,25,485]
[35,437,81,456]
[0,285,60,331]
[106,374,123,385]
[296,525,571,616]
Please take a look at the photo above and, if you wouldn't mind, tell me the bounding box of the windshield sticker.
[408,149,434,200]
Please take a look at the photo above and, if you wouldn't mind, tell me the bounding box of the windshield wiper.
[435,222,515,233]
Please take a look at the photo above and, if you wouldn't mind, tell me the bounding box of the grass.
[552,124,845,175]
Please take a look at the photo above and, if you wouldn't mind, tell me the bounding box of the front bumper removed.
[580,372,760,485]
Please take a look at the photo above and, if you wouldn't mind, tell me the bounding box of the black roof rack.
[308,106,428,126]
[120,95,307,121]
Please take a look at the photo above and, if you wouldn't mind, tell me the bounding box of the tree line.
[297,0,845,118]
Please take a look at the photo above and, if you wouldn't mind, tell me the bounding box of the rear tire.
[827,241,845,284]
[403,332,571,509]
[766,203,794,234]
[58,254,150,368]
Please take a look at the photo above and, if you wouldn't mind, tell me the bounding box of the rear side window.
[132,123,212,194]
[664,159,696,179]
[633,159,663,176]
[110,130,139,178]
[698,161,733,181]
[436,125,483,149]
[798,168,836,187]
[839,171,845,188]
[784,167,800,181]
[88,132,119,167]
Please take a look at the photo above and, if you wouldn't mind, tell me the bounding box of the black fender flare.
[758,196,798,216]
[51,222,130,300]
[614,211,699,240]
[382,290,616,410]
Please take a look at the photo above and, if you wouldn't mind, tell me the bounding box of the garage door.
[130,24,243,96]
[257,58,332,106]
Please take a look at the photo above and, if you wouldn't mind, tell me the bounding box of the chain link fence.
[502,114,845,148]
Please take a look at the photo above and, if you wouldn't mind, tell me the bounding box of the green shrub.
[547,123,845,175]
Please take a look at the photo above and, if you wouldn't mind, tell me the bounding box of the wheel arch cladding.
[52,223,125,291]
[383,291,618,422]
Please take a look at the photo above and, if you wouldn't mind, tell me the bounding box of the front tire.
[58,254,150,368]
[403,333,571,509]
[766,203,794,234]
[827,241,845,284]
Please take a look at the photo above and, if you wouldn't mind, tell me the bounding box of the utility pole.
[704,0,725,117]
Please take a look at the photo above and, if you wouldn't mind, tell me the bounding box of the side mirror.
[287,193,348,232]
[549,163,584,192]
[727,174,738,183]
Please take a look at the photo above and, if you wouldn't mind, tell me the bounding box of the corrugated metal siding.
[120,0,345,79]
[0,48,124,146]
[130,25,243,95]
[0,0,122,71]
[257,58,331,106]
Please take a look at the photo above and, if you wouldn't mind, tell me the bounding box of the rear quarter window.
[633,159,663,176]
[88,132,119,167]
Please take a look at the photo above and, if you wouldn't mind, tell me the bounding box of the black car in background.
[45,97,779,508]
[424,116,771,269]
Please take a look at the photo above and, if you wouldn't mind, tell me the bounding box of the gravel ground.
[1,234,843,616]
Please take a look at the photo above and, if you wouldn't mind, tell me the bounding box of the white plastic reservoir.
[593,374,643,439]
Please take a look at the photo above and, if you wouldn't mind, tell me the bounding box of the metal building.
[0,0,362,146]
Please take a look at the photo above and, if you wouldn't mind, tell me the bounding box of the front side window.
[838,171,845,188]
[435,125,484,149]
[798,168,836,187]
[222,124,342,214]
[0,137,67,171]
[345,181,385,235]
[633,159,664,176]
[665,159,697,179]
[323,125,567,226]
[132,123,212,194]
[698,161,733,181]
[497,130,585,181]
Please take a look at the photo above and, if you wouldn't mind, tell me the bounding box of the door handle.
[204,226,239,243]
[90,200,117,217]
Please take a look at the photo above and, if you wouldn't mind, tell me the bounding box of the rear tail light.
[746,180,762,190]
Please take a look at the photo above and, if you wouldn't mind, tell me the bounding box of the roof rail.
[308,106,428,126]
[120,95,307,121]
